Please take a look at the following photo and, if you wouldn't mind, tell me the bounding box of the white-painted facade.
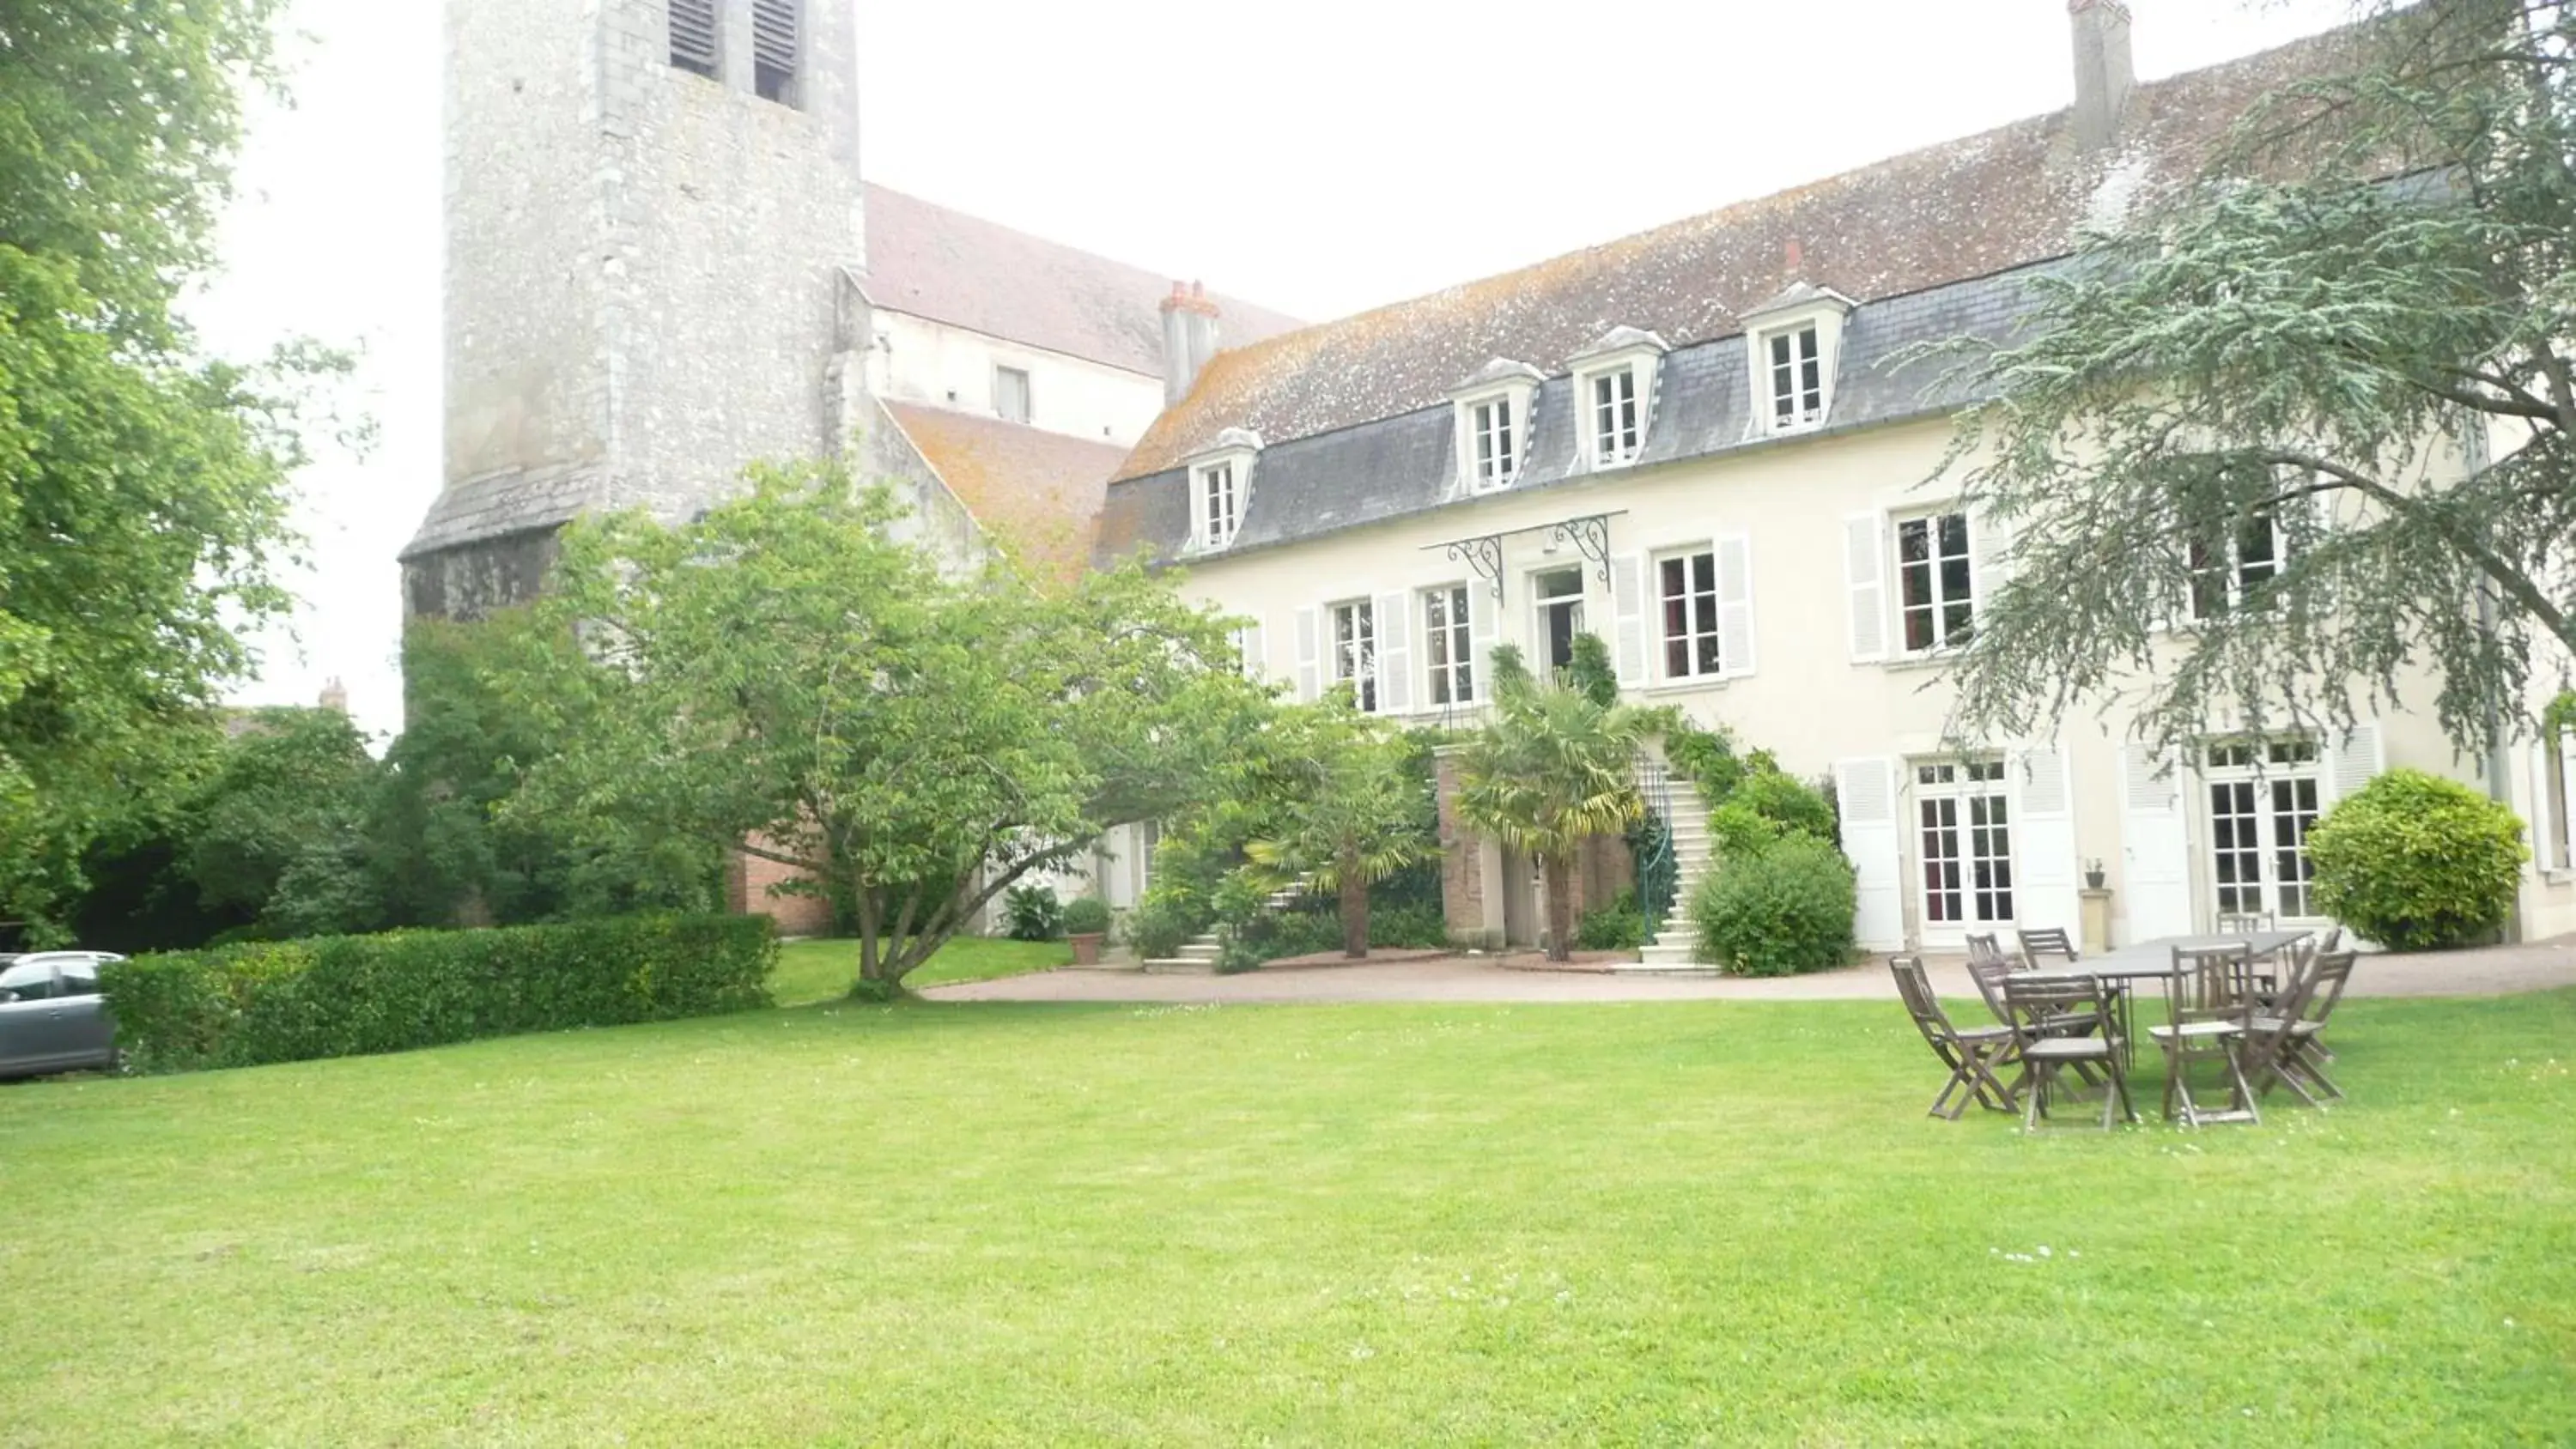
[865,309,1168,448]
[1163,401,2576,954]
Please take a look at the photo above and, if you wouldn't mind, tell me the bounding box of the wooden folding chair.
[2015,926,2078,964]
[2148,943,2260,1126]
[2247,949,2355,1104]
[2000,973,2134,1131]
[1891,955,2017,1120]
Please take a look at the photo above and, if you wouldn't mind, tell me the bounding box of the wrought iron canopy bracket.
[1546,514,1614,586]
[1437,534,1507,604]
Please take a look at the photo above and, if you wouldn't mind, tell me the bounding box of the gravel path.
[921,937,2576,1005]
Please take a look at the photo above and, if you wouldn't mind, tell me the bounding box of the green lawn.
[3,991,2570,1446]
[769,934,1071,1004]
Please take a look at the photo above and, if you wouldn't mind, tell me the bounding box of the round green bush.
[2308,768,2526,952]
[1689,834,1858,977]
[1061,896,1114,937]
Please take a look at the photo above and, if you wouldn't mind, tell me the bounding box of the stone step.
[1635,939,1710,969]
[1141,958,1215,975]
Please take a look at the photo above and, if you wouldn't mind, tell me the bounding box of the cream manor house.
[1089,3,2576,958]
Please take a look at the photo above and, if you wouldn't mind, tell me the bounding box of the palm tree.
[1242,697,1433,958]
[1455,646,1645,961]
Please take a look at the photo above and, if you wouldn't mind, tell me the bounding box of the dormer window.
[1470,397,1516,489]
[1740,283,1853,437]
[1200,462,1239,549]
[1590,370,1639,465]
[1186,428,1261,553]
[1448,359,1543,494]
[1766,325,1824,429]
[1566,327,1666,472]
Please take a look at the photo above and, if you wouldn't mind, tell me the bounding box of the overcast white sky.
[199,0,2358,741]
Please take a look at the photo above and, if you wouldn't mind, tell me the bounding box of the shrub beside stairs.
[1142,877,1312,973]
[1630,777,1718,973]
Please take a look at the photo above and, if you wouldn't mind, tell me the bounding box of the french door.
[1917,759,2014,937]
[2202,739,2321,920]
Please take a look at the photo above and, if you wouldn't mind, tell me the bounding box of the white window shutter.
[2008,744,2081,937]
[1843,513,1888,663]
[2324,722,2384,805]
[2531,740,2559,872]
[1469,584,1499,702]
[2559,731,2576,872]
[1240,621,1265,683]
[1716,532,1756,678]
[1833,756,1905,949]
[1294,607,1321,703]
[1970,509,2010,617]
[1375,591,1412,714]
[1611,555,1648,688]
[2121,743,2194,938]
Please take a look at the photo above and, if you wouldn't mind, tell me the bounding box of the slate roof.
[859,183,1307,375]
[1095,262,2052,569]
[1112,23,2362,482]
[399,463,598,560]
[882,401,1132,583]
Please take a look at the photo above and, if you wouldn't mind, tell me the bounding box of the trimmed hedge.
[101,914,775,1074]
[2309,768,2527,952]
[1689,835,1858,978]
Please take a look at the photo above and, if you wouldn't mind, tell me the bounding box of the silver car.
[0,952,124,1078]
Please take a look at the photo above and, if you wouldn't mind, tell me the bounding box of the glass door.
[2201,739,2322,921]
[1916,759,2014,940]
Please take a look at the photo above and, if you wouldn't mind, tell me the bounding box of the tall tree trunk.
[1543,853,1575,963]
[1339,842,1369,960]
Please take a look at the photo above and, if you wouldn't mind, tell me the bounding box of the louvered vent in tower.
[753,0,800,106]
[668,0,719,78]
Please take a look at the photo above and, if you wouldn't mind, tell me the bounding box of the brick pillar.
[728,839,835,938]
[1432,748,1501,950]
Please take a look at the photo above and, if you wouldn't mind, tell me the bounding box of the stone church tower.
[404,0,866,617]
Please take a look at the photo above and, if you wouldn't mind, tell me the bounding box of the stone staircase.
[1143,932,1224,974]
[1631,776,1719,973]
[1139,876,1314,973]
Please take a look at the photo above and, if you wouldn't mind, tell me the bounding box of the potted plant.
[1063,896,1113,966]
[2084,858,2107,889]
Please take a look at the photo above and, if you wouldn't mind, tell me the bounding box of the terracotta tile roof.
[1114,25,2362,481]
[859,183,1307,377]
[881,401,1132,582]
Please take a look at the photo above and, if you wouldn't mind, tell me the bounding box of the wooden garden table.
[2012,931,2314,1067]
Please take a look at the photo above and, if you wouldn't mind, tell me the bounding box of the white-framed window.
[751,0,802,106]
[1470,396,1517,490]
[1533,567,1586,680]
[2190,510,2282,621]
[1195,462,1239,550]
[1917,758,2014,928]
[1657,549,1722,679]
[994,366,1031,425]
[2200,737,2321,919]
[2541,731,2574,871]
[668,0,720,76]
[1765,324,1825,430]
[1897,512,1975,653]
[1230,623,1262,681]
[1424,585,1474,706]
[1330,599,1377,712]
[1588,367,1642,468]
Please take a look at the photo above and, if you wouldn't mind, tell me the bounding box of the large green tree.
[1242,695,1433,959]
[513,465,1264,997]
[0,0,325,933]
[1455,646,1645,962]
[1929,0,2574,755]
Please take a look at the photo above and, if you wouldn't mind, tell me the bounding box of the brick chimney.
[1158,280,1222,405]
[2069,0,2136,150]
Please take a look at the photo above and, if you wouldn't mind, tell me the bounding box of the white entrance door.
[2201,738,2324,922]
[1915,758,2014,945]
